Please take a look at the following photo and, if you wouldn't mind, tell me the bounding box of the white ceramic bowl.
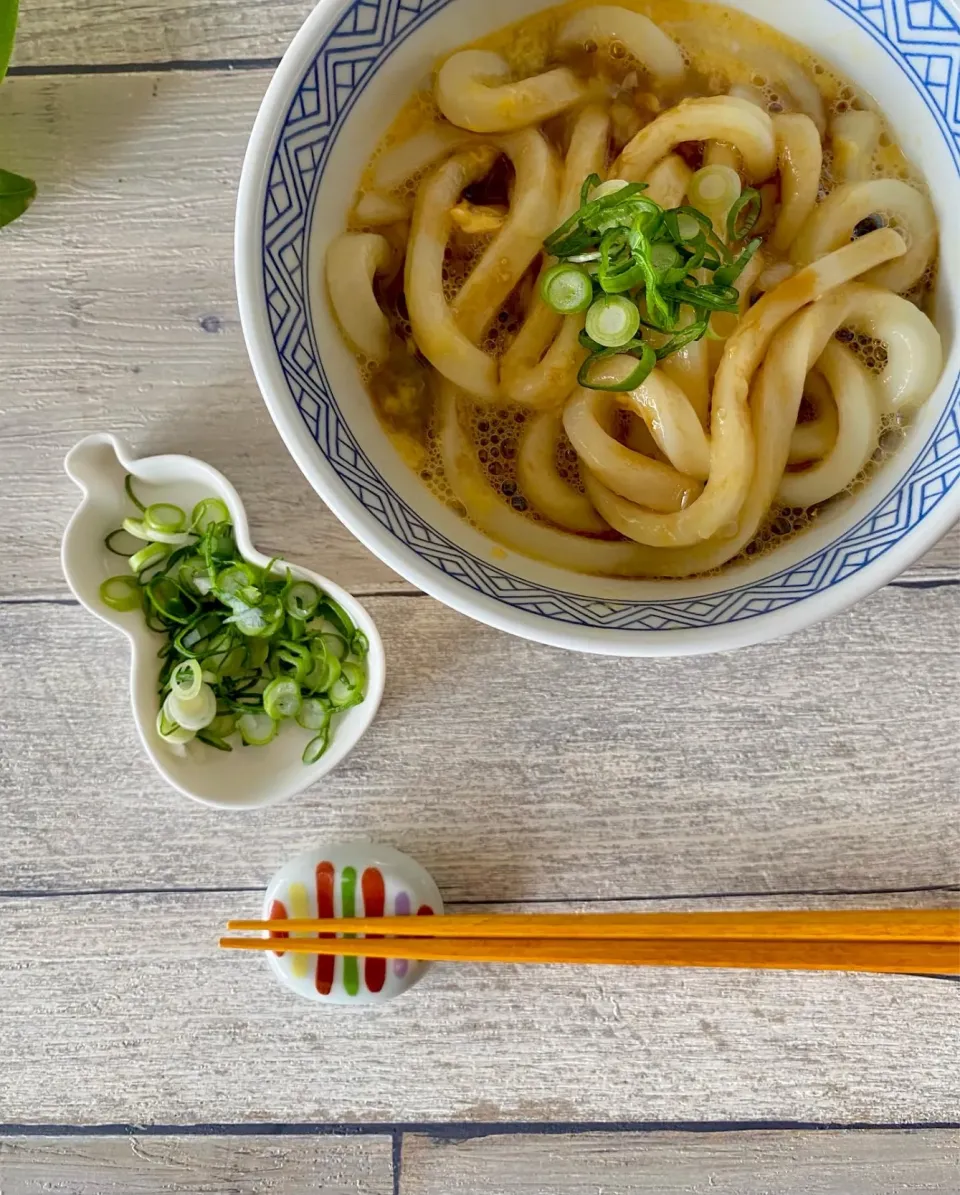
[236,0,960,657]
[61,433,385,810]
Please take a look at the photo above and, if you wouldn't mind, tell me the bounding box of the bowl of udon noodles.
[236,0,960,656]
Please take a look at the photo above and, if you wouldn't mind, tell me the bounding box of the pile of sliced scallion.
[100,477,368,764]
[540,168,763,392]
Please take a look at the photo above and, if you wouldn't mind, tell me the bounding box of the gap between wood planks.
[0,578,957,609]
[2,883,958,902]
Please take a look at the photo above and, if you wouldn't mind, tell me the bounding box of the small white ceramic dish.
[236,0,960,657]
[260,842,443,1004]
[61,433,385,810]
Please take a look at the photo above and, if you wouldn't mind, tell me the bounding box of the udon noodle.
[324,0,942,579]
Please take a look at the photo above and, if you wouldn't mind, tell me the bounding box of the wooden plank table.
[1,3,958,1190]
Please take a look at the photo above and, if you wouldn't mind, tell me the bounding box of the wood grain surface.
[0,1135,393,1194]
[2,888,958,1124]
[1,591,958,898]
[399,1130,960,1194]
[12,1,314,67]
[0,71,410,600]
[0,71,956,599]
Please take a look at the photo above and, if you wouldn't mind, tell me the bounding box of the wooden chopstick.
[226,909,960,943]
[219,934,960,975]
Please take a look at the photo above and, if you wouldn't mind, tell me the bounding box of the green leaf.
[0,168,36,227]
[0,0,20,83]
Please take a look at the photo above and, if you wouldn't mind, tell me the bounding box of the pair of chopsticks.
[220,908,960,975]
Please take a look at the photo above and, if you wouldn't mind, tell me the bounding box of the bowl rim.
[236,0,960,657]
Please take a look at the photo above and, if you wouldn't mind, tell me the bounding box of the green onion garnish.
[129,541,171,574]
[99,476,368,764]
[688,165,742,218]
[585,295,641,348]
[145,502,186,536]
[190,497,230,532]
[540,263,595,314]
[99,574,142,612]
[542,171,763,392]
[577,340,657,392]
[727,188,762,242]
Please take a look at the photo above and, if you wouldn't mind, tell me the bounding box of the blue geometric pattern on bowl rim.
[261,0,960,634]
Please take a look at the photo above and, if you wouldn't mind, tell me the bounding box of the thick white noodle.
[831,110,882,183]
[777,340,879,507]
[372,123,475,192]
[643,154,693,208]
[555,7,686,83]
[575,229,908,553]
[770,113,823,254]
[405,147,502,398]
[406,130,560,399]
[791,178,937,293]
[564,363,710,492]
[707,249,768,389]
[354,191,411,225]
[436,50,584,134]
[517,410,611,533]
[325,232,393,362]
[452,128,561,343]
[660,331,711,427]
[788,369,838,465]
[500,105,610,408]
[615,96,778,184]
[665,23,826,134]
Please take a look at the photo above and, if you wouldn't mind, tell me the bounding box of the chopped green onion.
[317,598,357,642]
[653,317,711,359]
[329,660,366,709]
[196,730,233,751]
[156,708,195,745]
[540,264,594,314]
[302,729,330,764]
[727,189,762,242]
[578,343,657,392]
[689,165,742,217]
[714,237,763,288]
[129,541,171,574]
[650,243,682,275]
[125,474,146,511]
[275,639,314,682]
[263,676,302,720]
[99,575,142,612]
[304,641,341,694]
[144,502,186,535]
[579,172,603,208]
[215,563,259,603]
[122,516,194,547]
[585,296,641,349]
[105,528,142,557]
[676,212,702,241]
[164,684,216,732]
[176,556,211,594]
[297,697,331,732]
[191,497,230,532]
[171,658,203,702]
[588,178,631,202]
[237,711,279,746]
[206,713,237,739]
[145,576,199,624]
[102,487,368,764]
[284,580,320,620]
